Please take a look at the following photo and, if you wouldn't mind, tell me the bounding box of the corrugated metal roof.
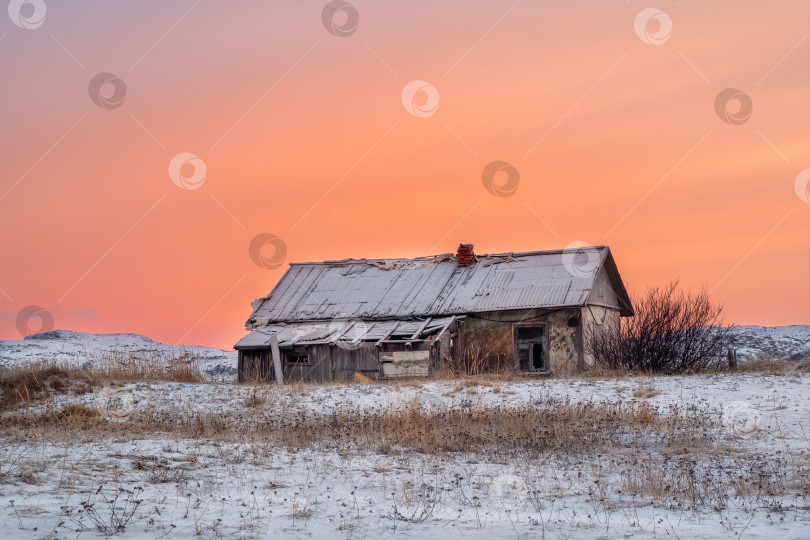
[244,246,633,329]
[235,316,457,349]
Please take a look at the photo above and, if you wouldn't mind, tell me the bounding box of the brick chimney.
[456,243,476,266]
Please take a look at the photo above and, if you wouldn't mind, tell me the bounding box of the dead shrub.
[588,280,732,373]
[71,486,144,535]
[445,345,516,377]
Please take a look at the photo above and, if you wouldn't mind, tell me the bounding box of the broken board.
[380,350,430,378]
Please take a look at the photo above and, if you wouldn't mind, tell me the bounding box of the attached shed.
[235,244,633,382]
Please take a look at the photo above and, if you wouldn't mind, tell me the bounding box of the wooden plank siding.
[237,326,456,383]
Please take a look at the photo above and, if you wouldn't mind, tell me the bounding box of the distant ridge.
[1,329,236,378]
[726,325,810,360]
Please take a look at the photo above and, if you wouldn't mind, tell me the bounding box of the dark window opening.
[532,343,544,370]
[518,343,531,371]
[287,354,309,364]
[515,325,546,372]
[568,317,579,328]
[516,326,544,340]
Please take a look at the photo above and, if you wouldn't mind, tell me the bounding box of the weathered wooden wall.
[238,308,619,381]
[281,343,381,382]
[237,349,271,382]
[238,333,456,383]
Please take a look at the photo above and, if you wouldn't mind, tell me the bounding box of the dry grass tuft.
[92,353,204,382]
[633,382,662,399]
[0,356,203,411]
[36,404,101,428]
[735,357,807,375]
[143,466,189,484]
[244,389,265,408]
[0,365,84,410]
[0,397,699,459]
[57,404,100,419]
[575,365,635,380]
[443,345,518,378]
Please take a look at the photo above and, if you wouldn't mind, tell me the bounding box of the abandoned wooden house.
[235,244,633,382]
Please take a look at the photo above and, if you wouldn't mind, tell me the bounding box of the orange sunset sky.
[1,1,808,349]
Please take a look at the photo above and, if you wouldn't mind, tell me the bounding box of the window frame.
[512,322,549,372]
[285,352,312,365]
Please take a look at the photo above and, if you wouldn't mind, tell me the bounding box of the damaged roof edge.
[244,260,296,328]
[246,303,594,328]
[292,246,612,266]
[235,315,461,350]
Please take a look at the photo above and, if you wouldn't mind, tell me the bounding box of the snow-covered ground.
[0,330,236,378]
[2,437,805,540]
[1,327,809,538]
[1,373,809,539]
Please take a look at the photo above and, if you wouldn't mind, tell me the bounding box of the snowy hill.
[0,329,236,378]
[726,325,810,360]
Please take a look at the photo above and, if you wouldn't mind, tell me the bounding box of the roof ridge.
[290,246,608,266]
